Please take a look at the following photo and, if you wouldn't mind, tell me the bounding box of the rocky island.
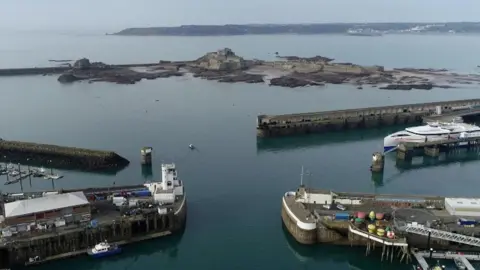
[54,48,480,89]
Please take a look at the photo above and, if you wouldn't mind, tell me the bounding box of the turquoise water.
[2,32,480,270]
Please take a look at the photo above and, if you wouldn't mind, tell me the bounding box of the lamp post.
[48,160,53,175]
[4,156,9,182]
[27,158,32,187]
[48,160,54,190]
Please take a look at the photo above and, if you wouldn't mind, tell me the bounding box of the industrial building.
[1,191,91,229]
[445,197,480,217]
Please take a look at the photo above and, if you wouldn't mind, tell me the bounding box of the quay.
[412,249,479,270]
[0,163,186,269]
[282,178,480,264]
[257,99,480,137]
[370,136,480,172]
[0,139,129,171]
[1,184,148,201]
[395,137,480,160]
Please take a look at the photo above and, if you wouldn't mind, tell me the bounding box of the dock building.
[1,191,90,231]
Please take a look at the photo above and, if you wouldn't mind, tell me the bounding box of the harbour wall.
[0,140,129,171]
[0,63,184,77]
[257,99,480,137]
[0,198,187,268]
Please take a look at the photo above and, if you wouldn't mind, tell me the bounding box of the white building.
[144,163,184,205]
[445,197,480,217]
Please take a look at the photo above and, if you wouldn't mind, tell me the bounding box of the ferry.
[383,121,480,152]
[346,29,383,36]
[87,241,121,258]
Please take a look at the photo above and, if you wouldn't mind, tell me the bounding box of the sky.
[1,0,480,32]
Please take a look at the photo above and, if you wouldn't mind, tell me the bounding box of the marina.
[0,163,64,188]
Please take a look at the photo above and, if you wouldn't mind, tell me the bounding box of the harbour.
[3,31,480,270]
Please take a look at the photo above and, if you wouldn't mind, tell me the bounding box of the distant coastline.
[112,22,480,36]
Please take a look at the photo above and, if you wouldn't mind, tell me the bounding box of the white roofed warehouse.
[1,191,91,227]
[445,197,480,217]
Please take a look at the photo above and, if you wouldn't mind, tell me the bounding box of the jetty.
[282,174,480,265]
[412,249,479,270]
[0,63,161,76]
[0,163,186,269]
[257,99,480,137]
[0,140,129,171]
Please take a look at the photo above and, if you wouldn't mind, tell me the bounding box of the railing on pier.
[348,223,408,247]
[406,223,480,247]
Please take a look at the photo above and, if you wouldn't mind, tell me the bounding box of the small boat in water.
[87,241,121,258]
[43,174,63,180]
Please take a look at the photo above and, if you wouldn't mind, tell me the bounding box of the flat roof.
[445,197,480,208]
[4,191,89,218]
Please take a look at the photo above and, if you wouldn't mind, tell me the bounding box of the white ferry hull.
[383,122,480,153]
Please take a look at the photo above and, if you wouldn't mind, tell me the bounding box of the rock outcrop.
[194,48,247,71]
[49,50,480,88]
[270,76,324,88]
[379,83,433,90]
[58,58,183,85]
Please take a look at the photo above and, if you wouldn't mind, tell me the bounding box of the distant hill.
[112,22,480,36]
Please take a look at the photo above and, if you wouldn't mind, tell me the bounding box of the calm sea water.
[2,32,480,270]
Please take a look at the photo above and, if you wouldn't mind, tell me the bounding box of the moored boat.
[87,240,121,258]
[383,121,480,152]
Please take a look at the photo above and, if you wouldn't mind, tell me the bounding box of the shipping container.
[134,190,151,197]
[112,196,126,204]
[94,195,106,200]
[334,212,350,220]
[458,218,477,226]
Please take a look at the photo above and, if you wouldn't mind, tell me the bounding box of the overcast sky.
[1,0,479,32]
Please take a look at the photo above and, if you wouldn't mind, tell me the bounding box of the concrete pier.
[395,136,480,160]
[370,152,384,172]
[141,147,153,165]
[0,140,129,171]
[257,99,480,137]
[0,63,162,77]
[0,175,187,269]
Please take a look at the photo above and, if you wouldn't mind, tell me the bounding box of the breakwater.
[257,99,480,137]
[0,140,129,171]
[0,63,162,77]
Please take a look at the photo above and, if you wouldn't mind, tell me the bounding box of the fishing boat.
[87,240,121,258]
